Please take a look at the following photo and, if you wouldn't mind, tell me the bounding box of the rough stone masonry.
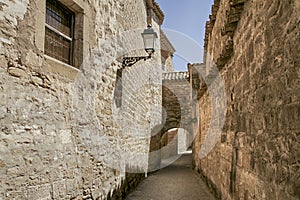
[0,0,168,199]
[193,0,300,199]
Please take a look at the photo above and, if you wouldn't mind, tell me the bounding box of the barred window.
[45,0,74,65]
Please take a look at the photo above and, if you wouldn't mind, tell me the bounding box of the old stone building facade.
[0,0,174,199]
[160,31,175,73]
[1,0,299,199]
[193,0,300,199]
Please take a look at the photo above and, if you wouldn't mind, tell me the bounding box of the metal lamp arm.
[122,54,152,68]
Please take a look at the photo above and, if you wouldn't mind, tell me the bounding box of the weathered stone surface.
[194,0,300,199]
[148,71,195,169]
[161,72,192,133]
[0,0,167,199]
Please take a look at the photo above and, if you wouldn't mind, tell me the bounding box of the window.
[45,0,74,66]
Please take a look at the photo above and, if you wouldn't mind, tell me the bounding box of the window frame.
[35,0,85,79]
[44,0,75,66]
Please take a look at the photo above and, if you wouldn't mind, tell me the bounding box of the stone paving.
[127,153,216,200]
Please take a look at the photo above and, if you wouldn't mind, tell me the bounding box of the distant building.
[160,30,176,72]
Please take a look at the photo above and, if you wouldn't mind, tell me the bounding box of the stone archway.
[148,71,197,171]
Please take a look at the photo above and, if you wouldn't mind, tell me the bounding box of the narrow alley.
[127,153,215,200]
[0,0,299,199]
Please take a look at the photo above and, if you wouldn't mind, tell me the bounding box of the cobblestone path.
[127,153,216,200]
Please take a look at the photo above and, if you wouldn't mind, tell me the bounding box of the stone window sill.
[45,55,80,80]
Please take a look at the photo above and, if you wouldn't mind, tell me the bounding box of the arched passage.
[160,127,193,159]
[148,71,197,171]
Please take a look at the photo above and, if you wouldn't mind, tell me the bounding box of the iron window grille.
[45,0,75,65]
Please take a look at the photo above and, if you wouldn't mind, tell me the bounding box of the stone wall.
[194,0,300,199]
[161,129,178,159]
[162,72,192,132]
[0,0,165,199]
[160,31,175,73]
[148,71,193,170]
[178,128,191,154]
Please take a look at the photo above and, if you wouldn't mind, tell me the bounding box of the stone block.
[27,184,52,199]
[5,189,27,199]
[52,180,67,199]
[59,129,72,144]
[7,67,27,78]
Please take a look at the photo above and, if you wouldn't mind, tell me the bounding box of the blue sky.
[156,0,214,71]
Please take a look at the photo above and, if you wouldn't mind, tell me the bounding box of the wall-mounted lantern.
[122,25,158,68]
